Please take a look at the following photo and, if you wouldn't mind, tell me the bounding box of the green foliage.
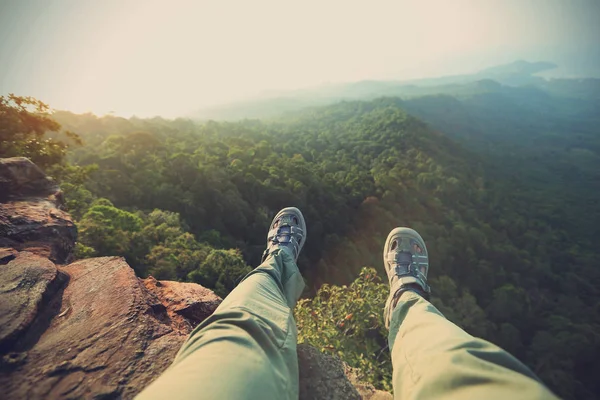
[75,203,252,296]
[78,198,142,256]
[188,249,252,298]
[74,242,96,259]
[0,94,81,168]
[14,94,596,399]
[295,268,391,390]
[60,182,95,220]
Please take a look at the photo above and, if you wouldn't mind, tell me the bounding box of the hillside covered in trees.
[2,91,599,399]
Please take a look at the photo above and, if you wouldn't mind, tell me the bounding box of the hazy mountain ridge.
[187,61,600,254]
[191,60,598,120]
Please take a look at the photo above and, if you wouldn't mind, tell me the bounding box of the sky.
[0,0,599,117]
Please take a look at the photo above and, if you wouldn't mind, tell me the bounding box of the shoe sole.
[271,207,307,256]
[383,227,428,277]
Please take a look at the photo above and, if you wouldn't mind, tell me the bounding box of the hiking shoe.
[262,207,306,262]
[383,227,430,327]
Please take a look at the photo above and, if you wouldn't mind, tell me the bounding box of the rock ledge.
[0,157,390,399]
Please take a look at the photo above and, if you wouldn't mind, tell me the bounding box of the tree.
[77,198,142,256]
[295,268,392,391]
[0,94,80,168]
[188,249,251,298]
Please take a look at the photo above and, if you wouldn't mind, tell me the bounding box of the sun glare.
[0,0,597,117]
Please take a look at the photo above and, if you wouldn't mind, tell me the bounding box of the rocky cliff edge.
[0,157,391,400]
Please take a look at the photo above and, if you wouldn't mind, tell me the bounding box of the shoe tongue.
[277,234,291,243]
[394,251,412,265]
[276,226,291,243]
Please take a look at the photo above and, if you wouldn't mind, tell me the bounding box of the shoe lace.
[392,251,414,276]
[267,220,303,259]
[388,250,430,294]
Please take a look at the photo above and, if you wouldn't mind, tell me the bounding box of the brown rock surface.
[296,344,392,400]
[0,247,18,263]
[0,253,387,399]
[344,365,395,400]
[0,158,75,263]
[142,276,222,333]
[0,251,61,352]
[0,200,76,263]
[297,343,362,400]
[1,255,222,399]
[0,157,59,201]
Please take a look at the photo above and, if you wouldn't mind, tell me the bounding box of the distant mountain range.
[189,60,600,121]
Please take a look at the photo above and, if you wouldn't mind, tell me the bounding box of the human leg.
[136,208,306,400]
[383,228,558,399]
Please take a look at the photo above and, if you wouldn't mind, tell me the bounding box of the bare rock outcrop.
[0,251,61,353]
[1,254,222,399]
[0,157,59,201]
[298,343,362,399]
[0,157,390,399]
[297,344,392,400]
[0,158,75,263]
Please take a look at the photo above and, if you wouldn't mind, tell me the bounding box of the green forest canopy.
[2,93,599,399]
